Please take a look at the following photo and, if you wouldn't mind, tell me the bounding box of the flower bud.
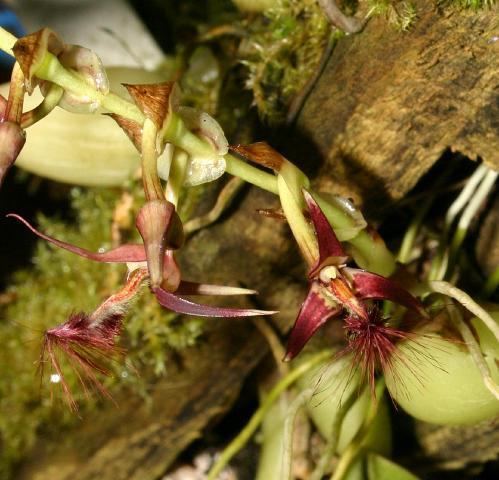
[135,200,184,287]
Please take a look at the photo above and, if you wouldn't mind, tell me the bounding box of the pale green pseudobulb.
[385,312,499,425]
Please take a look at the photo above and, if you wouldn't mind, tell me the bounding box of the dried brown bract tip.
[13,28,64,93]
[107,113,142,151]
[230,142,286,172]
[123,82,176,130]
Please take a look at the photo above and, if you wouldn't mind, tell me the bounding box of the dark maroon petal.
[153,287,276,317]
[346,268,428,317]
[303,190,347,277]
[7,213,147,262]
[284,281,342,361]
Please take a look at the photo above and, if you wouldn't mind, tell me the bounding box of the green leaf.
[367,454,420,480]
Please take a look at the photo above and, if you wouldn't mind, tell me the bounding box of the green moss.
[239,0,331,124]
[366,0,418,31]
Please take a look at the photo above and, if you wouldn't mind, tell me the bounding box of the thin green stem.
[310,386,357,480]
[483,265,499,298]
[206,350,332,480]
[446,305,499,400]
[430,280,499,343]
[225,153,279,194]
[36,52,144,123]
[282,388,315,479]
[141,118,163,201]
[330,380,385,480]
[397,194,433,264]
[447,169,498,278]
[21,84,63,128]
[278,172,318,267]
[165,148,188,208]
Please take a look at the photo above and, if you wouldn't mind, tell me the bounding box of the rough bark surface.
[293,1,498,210]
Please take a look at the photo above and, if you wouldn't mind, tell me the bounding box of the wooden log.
[292,0,498,209]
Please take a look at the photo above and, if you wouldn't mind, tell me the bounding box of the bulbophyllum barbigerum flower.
[8,206,275,409]
[285,191,428,389]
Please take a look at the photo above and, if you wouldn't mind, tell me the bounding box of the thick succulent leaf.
[303,190,347,277]
[153,287,276,317]
[347,268,427,317]
[7,214,147,262]
[284,281,342,361]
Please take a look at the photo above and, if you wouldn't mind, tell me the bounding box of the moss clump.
[0,185,204,478]
[366,0,418,31]
[239,0,331,124]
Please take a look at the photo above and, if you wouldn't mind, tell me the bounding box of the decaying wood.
[293,0,498,209]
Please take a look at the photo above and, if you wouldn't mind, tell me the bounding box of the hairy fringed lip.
[284,190,427,362]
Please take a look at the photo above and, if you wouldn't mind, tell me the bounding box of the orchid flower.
[8,211,274,318]
[9,209,274,409]
[284,191,427,364]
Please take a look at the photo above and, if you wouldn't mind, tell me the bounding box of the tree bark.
[292,0,498,211]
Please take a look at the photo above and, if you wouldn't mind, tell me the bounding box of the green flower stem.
[0,27,16,54]
[330,380,385,480]
[278,172,318,267]
[36,52,144,123]
[141,118,163,201]
[21,84,63,128]
[165,148,189,208]
[225,153,279,194]
[206,350,332,480]
[0,27,395,275]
